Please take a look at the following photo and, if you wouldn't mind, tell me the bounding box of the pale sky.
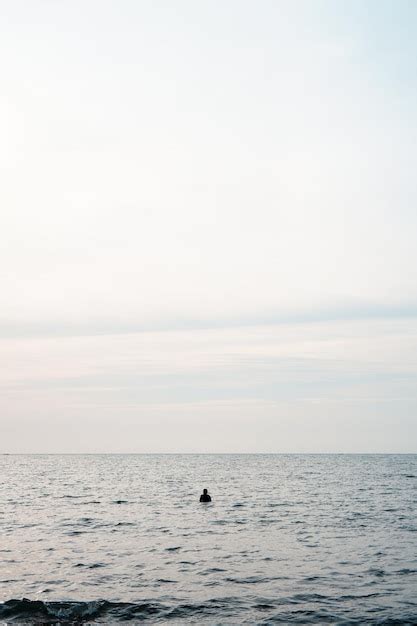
[1,1,416,452]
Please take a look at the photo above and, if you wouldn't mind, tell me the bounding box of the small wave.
[200,567,227,574]
[163,597,243,620]
[0,599,164,623]
[155,578,177,584]
[396,568,417,575]
[225,575,287,585]
[78,517,95,523]
[61,495,84,499]
[0,598,245,623]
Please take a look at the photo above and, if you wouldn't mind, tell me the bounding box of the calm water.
[1,454,417,624]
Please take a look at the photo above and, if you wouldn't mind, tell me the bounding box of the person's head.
[203,488,208,495]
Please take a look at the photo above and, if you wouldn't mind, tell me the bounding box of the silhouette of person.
[199,488,211,502]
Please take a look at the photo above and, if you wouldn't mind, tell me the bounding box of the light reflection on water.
[1,454,417,623]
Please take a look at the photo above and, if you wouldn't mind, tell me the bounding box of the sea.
[1,454,417,624]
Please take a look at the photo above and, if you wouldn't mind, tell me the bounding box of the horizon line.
[2,452,416,455]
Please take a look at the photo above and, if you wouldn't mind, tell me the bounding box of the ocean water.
[1,454,417,624]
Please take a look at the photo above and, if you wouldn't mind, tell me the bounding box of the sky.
[1,0,416,452]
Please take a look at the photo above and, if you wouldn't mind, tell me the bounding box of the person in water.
[199,488,211,502]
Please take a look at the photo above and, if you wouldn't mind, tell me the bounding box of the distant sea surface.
[1,454,417,624]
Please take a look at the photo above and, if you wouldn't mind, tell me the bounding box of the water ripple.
[1,453,417,623]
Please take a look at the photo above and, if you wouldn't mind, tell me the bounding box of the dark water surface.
[1,454,417,624]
